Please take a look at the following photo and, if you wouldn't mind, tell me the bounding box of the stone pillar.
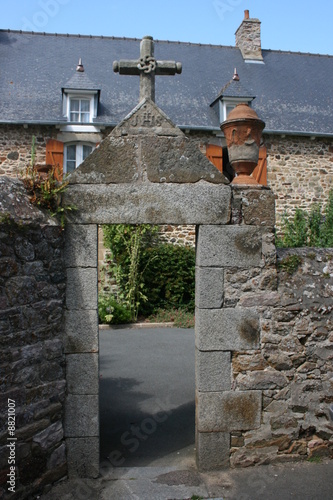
[63,224,100,478]
[195,187,275,470]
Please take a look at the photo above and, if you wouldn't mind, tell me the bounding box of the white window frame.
[220,97,252,122]
[62,90,98,123]
[63,142,95,174]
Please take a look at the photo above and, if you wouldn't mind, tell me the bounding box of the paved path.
[99,327,196,468]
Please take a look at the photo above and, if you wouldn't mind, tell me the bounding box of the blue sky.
[2,0,333,55]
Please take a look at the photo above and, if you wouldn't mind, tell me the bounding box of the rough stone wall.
[0,178,67,498]
[228,247,333,466]
[158,224,196,247]
[265,134,333,226]
[0,125,58,177]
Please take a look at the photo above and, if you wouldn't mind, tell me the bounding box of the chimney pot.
[244,10,249,19]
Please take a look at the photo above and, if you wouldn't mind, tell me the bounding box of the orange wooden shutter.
[206,144,223,173]
[45,139,64,180]
[252,146,267,186]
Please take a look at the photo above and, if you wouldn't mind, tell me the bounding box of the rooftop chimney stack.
[235,10,263,62]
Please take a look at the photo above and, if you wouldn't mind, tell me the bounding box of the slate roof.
[0,30,332,136]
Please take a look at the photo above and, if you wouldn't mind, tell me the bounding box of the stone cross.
[113,36,182,102]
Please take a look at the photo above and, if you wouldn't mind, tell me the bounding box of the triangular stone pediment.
[69,98,229,185]
[113,98,184,137]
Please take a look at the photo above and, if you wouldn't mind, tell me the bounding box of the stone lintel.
[197,390,262,432]
[196,225,262,268]
[63,184,231,225]
[195,307,260,351]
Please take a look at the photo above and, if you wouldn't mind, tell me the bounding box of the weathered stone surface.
[143,136,228,184]
[47,443,66,470]
[66,437,99,478]
[196,308,260,351]
[68,98,228,186]
[197,391,262,432]
[66,268,98,310]
[238,292,280,308]
[195,267,224,308]
[0,177,57,223]
[66,353,99,395]
[63,183,231,225]
[232,352,269,373]
[196,350,231,392]
[196,225,262,268]
[240,189,275,227]
[64,309,99,353]
[33,421,63,450]
[64,395,99,437]
[64,224,98,268]
[235,370,288,390]
[196,432,230,470]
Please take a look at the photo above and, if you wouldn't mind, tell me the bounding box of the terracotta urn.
[221,103,265,185]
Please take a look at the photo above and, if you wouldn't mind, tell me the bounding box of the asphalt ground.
[99,327,196,468]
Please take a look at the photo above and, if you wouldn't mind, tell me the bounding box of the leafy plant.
[278,254,303,274]
[21,136,75,226]
[102,224,159,322]
[140,243,195,316]
[277,190,333,248]
[98,293,132,324]
[100,225,196,323]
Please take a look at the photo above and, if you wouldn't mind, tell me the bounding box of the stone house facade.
[0,9,332,228]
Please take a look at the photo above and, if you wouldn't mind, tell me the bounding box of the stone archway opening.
[62,79,275,477]
[98,223,197,468]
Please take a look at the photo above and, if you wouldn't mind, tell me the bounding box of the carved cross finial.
[113,36,182,102]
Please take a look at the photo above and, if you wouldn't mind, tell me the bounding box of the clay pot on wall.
[221,103,265,185]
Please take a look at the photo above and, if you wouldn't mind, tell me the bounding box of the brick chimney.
[235,10,263,62]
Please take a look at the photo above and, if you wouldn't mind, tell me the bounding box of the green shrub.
[101,225,196,321]
[277,190,333,248]
[98,294,132,324]
[102,224,159,321]
[140,243,195,316]
[147,308,195,328]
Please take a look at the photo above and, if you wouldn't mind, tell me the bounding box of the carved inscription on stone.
[131,110,163,128]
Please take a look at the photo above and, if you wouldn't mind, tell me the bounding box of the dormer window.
[210,69,255,125]
[61,58,101,129]
[220,97,251,122]
[63,90,98,123]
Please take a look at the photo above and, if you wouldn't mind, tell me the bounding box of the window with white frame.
[69,97,91,123]
[63,90,98,123]
[64,143,95,173]
[220,98,252,122]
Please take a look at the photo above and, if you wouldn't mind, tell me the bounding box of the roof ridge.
[1,29,332,57]
[0,28,236,50]
[262,47,333,58]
